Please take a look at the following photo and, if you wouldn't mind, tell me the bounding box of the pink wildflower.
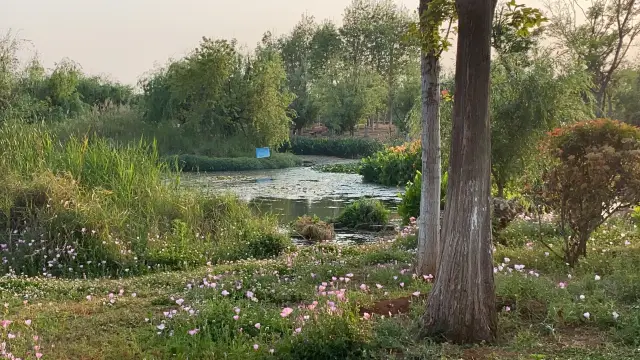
[280,307,294,317]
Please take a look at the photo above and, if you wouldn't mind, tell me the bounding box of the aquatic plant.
[334,198,390,229]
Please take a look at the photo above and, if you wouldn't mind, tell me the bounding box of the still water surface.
[180,156,404,243]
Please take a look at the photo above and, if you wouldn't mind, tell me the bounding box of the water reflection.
[180,156,403,232]
[249,196,398,224]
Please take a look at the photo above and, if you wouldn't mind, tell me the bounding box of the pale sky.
[2,0,545,85]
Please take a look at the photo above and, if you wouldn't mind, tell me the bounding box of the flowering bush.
[360,141,421,186]
[539,119,640,266]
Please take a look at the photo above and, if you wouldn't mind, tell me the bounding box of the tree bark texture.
[416,42,442,276]
[422,0,498,344]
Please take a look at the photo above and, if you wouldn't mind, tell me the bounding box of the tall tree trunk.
[416,45,442,276]
[422,0,498,344]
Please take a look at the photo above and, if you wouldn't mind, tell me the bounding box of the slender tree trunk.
[496,179,504,199]
[386,53,395,127]
[595,88,606,118]
[416,46,442,277]
[422,0,498,344]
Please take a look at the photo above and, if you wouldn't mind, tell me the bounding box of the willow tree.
[422,0,498,343]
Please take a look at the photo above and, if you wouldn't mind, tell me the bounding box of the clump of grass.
[334,198,390,229]
[312,162,361,174]
[0,121,290,278]
[170,153,301,172]
[292,215,335,242]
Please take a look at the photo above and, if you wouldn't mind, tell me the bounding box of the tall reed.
[0,121,289,278]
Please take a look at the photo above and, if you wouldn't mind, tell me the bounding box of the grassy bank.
[0,122,290,278]
[312,162,361,174]
[52,109,386,161]
[51,108,277,158]
[170,153,302,172]
[0,217,638,359]
[281,137,385,159]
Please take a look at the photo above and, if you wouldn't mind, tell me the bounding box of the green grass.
[170,153,302,172]
[0,121,290,278]
[0,217,639,359]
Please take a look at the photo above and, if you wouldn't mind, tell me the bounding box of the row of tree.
[0,34,134,123]
[2,1,639,149]
[138,0,640,148]
[138,0,420,143]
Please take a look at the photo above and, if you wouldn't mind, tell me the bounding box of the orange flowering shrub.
[359,140,421,186]
[540,119,640,266]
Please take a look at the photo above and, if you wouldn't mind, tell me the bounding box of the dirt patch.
[359,294,519,318]
[359,293,428,316]
[555,326,606,349]
[517,299,548,321]
[461,347,522,360]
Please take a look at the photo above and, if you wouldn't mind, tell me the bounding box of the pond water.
[180,156,404,244]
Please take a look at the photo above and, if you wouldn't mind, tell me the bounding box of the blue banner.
[256,147,271,159]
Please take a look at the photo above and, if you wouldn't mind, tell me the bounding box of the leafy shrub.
[360,141,420,186]
[292,215,335,242]
[169,153,302,172]
[539,119,640,266]
[397,170,448,225]
[245,230,291,260]
[394,234,418,250]
[276,316,370,360]
[280,136,384,158]
[334,198,390,229]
